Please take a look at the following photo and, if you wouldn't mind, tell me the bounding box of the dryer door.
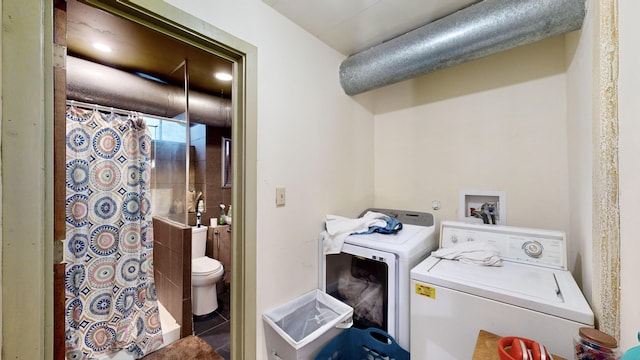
[321,242,398,339]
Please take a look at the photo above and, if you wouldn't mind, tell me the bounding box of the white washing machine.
[320,208,438,351]
[410,221,594,360]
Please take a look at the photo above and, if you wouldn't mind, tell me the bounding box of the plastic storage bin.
[314,327,409,360]
[263,289,353,360]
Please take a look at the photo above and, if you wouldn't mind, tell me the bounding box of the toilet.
[191,226,224,316]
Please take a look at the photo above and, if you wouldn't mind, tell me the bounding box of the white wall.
[565,0,595,302]
[110,0,640,354]
[164,1,375,359]
[368,36,571,232]
[618,0,640,351]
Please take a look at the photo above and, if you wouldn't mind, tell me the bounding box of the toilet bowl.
[191,226,224,316]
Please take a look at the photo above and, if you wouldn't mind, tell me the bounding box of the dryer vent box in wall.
[459,190,506,225]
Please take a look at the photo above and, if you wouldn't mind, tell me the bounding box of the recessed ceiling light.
[93,43,112,53]
[215,72,232,81]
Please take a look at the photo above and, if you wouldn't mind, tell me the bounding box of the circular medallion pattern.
[87,258,116,289]
[88,292,112,317]
[136,283,147,308]
[66,159,90,192]
[66,194,89,227]
[140,163,150,186]
[66,127,91,153]
[120,258,140,282]
[92,128,121,159]
[123,131,140,158]
[148,335,165,352]
[66,298,83,330]
[145,307,162,334]
[67,233,88,259]
[120,223,141,253]
[116,287,137,317]
[126,165,140,188]
[90,196,118,222]
[139,134,151,159]
[84,321,115,352]
[90,225,119,256]
[122,192,141,221]
[65,264,85,296]
[90,161,121,191]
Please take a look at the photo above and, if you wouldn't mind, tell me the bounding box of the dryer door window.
[322,243,397,336]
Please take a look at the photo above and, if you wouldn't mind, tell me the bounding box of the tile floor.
[193,288,231,359]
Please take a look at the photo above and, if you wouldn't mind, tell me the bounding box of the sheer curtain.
[64,106,163,359]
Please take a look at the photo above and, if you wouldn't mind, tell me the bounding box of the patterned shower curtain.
[64,106,163,359]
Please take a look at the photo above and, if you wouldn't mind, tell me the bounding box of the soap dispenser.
[622,332,640,360]
[219,204,226,225]
[196,200,204,227]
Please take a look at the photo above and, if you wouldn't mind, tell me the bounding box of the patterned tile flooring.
[193,289,231,359]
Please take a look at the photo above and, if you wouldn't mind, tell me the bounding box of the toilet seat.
[192,257,223,276]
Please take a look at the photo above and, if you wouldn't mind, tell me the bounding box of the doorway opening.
[54,0,257,358]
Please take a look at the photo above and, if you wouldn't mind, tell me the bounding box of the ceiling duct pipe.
[67,56,232,127]
[339,0,586,95]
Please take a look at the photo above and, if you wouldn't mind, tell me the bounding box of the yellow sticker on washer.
[415,283,436,299]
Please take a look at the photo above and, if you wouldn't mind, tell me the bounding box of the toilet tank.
[191,226,208,259]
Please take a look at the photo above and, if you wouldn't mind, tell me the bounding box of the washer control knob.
[450,234,458,243]
[523,241,543,258]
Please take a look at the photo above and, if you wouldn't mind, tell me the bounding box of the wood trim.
[53,1,67,359]
[53,264,67,360]
[53,0,67,242]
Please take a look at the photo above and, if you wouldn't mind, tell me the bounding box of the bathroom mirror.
[222,137,232,188]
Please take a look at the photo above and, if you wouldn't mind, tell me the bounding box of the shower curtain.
[64,106,163,359]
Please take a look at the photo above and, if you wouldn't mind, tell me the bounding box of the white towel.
[431,241,503,266]
[323,211,388,254]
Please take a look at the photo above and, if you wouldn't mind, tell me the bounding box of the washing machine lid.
[429,259,561,302]
[411,256,594,325]
[192,257,222,275]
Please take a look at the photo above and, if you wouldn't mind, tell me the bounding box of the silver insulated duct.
[339,0,586,95]
[67,56,232,127]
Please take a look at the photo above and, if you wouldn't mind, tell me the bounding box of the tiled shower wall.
[205,127,232,223]
[152,216,192,338]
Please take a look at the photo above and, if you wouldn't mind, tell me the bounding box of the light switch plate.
[276,187,286,206]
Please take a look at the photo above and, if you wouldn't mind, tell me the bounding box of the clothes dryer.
[319,208,438,350]
[410,221,594,359]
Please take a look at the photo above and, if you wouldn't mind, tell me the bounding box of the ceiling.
[67,0,481,97]
[262,0,481,55]
[67,0,233,98]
